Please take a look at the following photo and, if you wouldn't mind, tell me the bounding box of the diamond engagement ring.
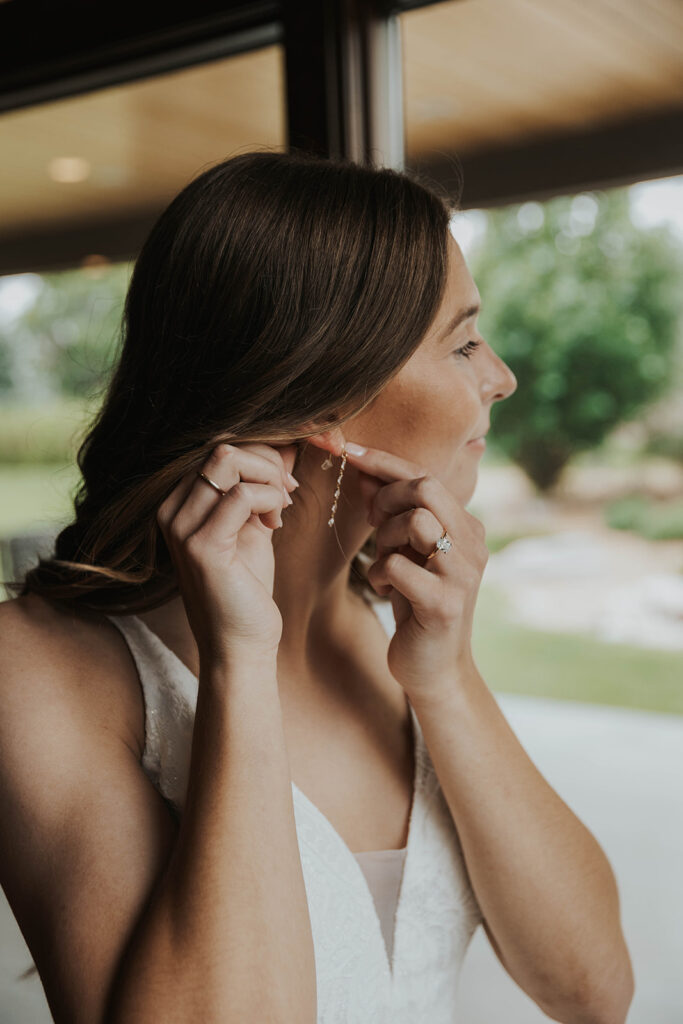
[425,528,452,561]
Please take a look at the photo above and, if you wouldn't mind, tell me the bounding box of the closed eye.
[453,339,481,360]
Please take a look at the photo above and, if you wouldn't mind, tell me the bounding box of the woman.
[0,150,633,1023]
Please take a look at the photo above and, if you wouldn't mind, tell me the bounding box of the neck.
[271,451,375,678]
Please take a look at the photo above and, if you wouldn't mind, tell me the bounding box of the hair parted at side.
[5,148,457,614]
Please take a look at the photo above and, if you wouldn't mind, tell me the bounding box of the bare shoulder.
[0,592,144,760]
[0,593,178,1024]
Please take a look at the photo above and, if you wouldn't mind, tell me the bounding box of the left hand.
[345,444,489,704]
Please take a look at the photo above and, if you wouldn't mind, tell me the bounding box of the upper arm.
[0,599,180,1024]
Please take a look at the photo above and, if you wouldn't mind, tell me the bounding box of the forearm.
[106,655,317,1024]
[410,665,634,1023]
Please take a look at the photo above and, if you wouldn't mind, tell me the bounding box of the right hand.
[156,442,299,665]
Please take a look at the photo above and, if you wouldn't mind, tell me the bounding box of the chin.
[449,464,479,506]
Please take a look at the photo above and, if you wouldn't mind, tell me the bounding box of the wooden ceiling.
[402,0,683,156]
[401,0,683,205]
[0,0,681,273]
[0,45,286,237]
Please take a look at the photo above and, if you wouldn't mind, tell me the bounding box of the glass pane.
[401,0,683,161]
[0,43,286,580]
[0,44,286,258]
[401,5,683,1022]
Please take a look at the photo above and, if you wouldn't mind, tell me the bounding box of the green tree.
[0,261,131,402]
[469,188,683,490]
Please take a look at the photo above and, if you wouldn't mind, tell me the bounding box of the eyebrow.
[439,303,481,341]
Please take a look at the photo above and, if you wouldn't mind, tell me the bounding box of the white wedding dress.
[105,599,483,1023]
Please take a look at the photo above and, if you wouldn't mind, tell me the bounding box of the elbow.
[539,944,636,1024]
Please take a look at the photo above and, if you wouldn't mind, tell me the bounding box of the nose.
[484,350,518,404]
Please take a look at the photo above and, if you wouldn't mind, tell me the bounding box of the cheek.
[390,370,479,450]
[352,360,480,463]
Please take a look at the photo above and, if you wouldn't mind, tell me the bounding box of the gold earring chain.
[321,445,347,527]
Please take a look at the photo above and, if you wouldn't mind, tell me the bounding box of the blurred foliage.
[1,188,683,494]
[0,261,131,403]
[643,429,683,464]
[604,493,683,540]
[469,189,683,491]
[482,528,555,553]
[0,396,96,463]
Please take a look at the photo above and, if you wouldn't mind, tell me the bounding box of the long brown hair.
[5,149,456,614]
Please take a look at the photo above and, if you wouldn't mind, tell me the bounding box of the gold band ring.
[196,470,228,497]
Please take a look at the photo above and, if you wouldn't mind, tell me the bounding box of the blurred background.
[0,0,682,1021]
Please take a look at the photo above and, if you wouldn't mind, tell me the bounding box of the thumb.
[357,470,382,516]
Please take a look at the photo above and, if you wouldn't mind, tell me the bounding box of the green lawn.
[2,462,682,717]
[0,462,81,535]
[472,584,683,716]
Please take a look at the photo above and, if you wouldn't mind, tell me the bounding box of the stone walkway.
[471,460,683,652]
[483,527,683,651]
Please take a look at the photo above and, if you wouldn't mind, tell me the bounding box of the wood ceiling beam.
[0,209,161,277]
[413,106,683,209]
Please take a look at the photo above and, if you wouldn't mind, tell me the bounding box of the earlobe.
[303,429,347,458]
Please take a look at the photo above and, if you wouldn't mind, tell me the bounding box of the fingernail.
[286,472,300,489]
[283,486,293,506]
[345,442,367,455]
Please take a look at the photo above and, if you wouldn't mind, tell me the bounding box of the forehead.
[421,234,480,348]
[444,233,478,309]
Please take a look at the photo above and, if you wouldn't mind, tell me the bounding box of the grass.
[0,397,98,464]
[482,529,555,554]
[1,461,682,717]
[604,493,683,540]
[472,584,683,716]
[0,462,81,536]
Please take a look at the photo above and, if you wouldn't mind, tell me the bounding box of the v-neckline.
[291,698,423,980]
[119,605,424,981]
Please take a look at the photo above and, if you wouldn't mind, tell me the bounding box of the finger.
[188,479,289,547]
[242,441,299,490]
[210,442,296,492]
[375,506,444,558]
[264,442,300,484]
[157,470,198,534]
[369,550,436,608]
[342,443,426,484]
[369,476,452,539]
[358,471,383,515]
[173,445,289,540]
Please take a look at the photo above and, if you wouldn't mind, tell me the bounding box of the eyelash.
[453,339,481,360]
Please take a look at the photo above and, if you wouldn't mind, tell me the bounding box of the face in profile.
[348,232,518,507]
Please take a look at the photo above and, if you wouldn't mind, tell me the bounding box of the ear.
[302,428,346,459]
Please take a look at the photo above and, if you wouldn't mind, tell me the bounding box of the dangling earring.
[321,445,347,527]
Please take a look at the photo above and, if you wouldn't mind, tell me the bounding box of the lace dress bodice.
[105,600,482,1023]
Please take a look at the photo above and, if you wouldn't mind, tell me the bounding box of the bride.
[0,149,633,1024]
